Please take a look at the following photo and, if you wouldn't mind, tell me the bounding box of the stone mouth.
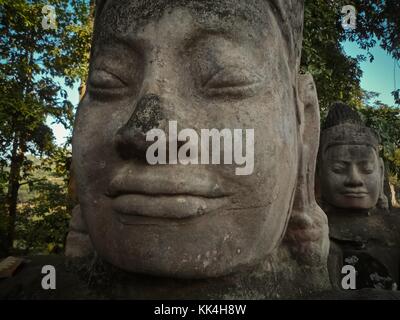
[340,191,368,198]
[111,193,228,223]
[106,170,231,200]
[106,187,229,199]
[106,175,231,222]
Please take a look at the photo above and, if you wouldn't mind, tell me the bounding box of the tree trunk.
[5,135,25,252]
[77,0,95,100]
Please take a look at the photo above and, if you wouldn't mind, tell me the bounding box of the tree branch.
[19,178,47,187]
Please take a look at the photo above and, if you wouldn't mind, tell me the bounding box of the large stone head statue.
[318,102,385,211]
[72,0,328,281]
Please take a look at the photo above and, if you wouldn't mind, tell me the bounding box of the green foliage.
[302,0,400,115]
[0,0,93,254]
[302,1,399,193]
[12,148,72,254]
[347,0,400,61]
[15,178,71,254]
[0,0,91,155]
[302,0,363,115]
[359,99,400,180]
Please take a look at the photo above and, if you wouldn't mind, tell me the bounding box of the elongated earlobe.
[283,73,329,267]
[65,205,94,258]
[377,157,389,210]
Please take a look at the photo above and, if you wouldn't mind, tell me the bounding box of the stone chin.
[83,214,292,279]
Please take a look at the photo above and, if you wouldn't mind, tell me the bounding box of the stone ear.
[376,157,389,210]
[283,73,329,267]
[294,73,320,210]
[65,205,94,258]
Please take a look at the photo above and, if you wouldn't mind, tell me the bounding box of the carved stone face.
[73,2,305,278]
[319,144,381,210]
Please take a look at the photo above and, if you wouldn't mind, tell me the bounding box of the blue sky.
[343,40,400,107]
[48,41,400,146]
[46,82,79,146]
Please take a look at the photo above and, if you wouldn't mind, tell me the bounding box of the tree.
[302,0,400,205]
[347,0,400,61]
[302,0,364,115]
[14,147,72,254]
[302,0,400,114]
[0,0,93,253]
[359,96,400,206]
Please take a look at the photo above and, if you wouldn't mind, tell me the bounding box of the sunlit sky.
[48,41,400,146]
[343,41,400,107]
[46,82,78,146]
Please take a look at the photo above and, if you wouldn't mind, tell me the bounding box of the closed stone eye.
[331,164,347,174]
[90,69,127,89]
[88,69,132,101]
[360,165,374,174]
[201,67,263,98]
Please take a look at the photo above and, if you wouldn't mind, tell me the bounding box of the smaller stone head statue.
[318,102,386,211]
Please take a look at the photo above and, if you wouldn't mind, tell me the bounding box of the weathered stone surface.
[327,209,400,290]
[0,256,93,300]
[317,102,400,292]
[10,0,331,298]
[0,254,397,299]
[318,102,385,212]
[65,205,93,258]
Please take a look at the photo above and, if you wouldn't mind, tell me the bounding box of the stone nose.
[114,94,183,161]
[344,165,364,188]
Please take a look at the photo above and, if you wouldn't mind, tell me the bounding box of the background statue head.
[318,102,385,211]
[72,0,328,279]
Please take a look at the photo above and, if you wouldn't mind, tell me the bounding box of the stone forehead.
[93,0,304,66]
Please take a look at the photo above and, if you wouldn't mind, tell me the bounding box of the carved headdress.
[320,102,380,155]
